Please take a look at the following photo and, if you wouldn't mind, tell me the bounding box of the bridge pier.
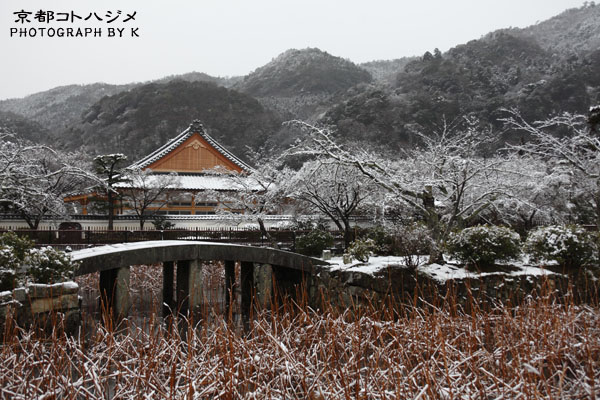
[97,260,308,323]
[162,261,175,317]
[224,260,235,317]
[99,266,131,319]
[176,260,203,318]
[240,262,274,316]
[240,261,254,320]
[272,265,305,303]
[254,263,273,308]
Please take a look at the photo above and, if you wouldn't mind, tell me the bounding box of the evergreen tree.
[93,154,128,230]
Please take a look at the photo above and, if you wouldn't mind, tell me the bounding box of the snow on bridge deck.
[71,240,328,276]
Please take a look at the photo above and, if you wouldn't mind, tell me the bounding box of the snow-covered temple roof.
[129,120,253,172]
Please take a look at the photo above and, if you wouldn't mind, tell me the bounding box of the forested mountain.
[0,110,50,143]
[235,48,372,97]
[322,4,600,149]
[322,33,557,146]
[234,48,373,120]
[512,2,600,55]
[152,72,242,88]
[1,3,599,159]
[0,72,235,143]
[57,80,282,162]
[360,57,416,85]
[0,83,134,135]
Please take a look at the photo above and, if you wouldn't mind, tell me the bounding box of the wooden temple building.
[66,120,253,217]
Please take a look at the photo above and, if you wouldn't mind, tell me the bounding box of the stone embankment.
[308,259,595,310]
[0,282,81,335]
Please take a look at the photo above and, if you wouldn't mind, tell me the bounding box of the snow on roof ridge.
[129,120,252,172]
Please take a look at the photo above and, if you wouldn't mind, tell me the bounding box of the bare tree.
[502,108,600,228]
[482,154,573,229]
[286,118,514,261]
[119,168,180,229]
[208,158,293,249]
[0,133,98,229]
[289,160,374,248]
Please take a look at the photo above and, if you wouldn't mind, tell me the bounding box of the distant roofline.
[128,120,253,172]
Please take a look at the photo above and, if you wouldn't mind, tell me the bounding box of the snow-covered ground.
[325,255,557,283]
[327,255,426,275]
[419,262,556,283]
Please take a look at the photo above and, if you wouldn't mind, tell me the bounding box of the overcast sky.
[0,0,586,100]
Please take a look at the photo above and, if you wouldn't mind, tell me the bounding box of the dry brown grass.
[1,283,599,399]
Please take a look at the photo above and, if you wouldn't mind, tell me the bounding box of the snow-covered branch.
[502,108,600,227]
[0,135,99,228]
[119,168,181,229]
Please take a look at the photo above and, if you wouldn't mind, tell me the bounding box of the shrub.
[0,232,34,261]
[0,233,78,288]
[358,226,389,254]
[26,247,78,284]
[352,223,435,266]
[446,225,521,269]
[525,225,598,269]
[295,230,334,257]
[152,217,175,230]
[345,238,377,262]
[0,234,36,291]
[0,245,21,291]
[290,217,329,232]
[390,223,435,258]
[359,225,412,256]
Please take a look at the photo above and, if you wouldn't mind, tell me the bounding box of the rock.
[0,291,12,303]
[12,287,28,302]
[27,282,79,298]
[30,294,80,314]
[0,282,81,338]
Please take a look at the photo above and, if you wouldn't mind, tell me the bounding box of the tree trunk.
[21,212,38,230]
[258,217,279,249]
[25,219,40,230]
[595,189,600,232]
[107,192,115,231]
[423,186,444,264]
[342,219,354,249]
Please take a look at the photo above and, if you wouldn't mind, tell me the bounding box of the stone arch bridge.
[71,241,328,318]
